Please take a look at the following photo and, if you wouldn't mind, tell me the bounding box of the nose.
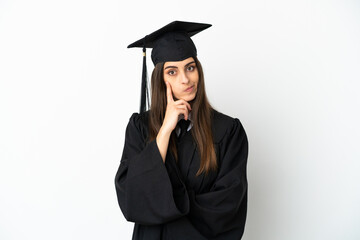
[179,71,190,84]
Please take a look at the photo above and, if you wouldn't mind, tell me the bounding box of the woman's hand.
[156,82,191,162]
[161,81,192,133]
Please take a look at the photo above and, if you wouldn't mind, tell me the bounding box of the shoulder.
[211,109,246,144]
[126,111,150,139]
[128,111,150,126]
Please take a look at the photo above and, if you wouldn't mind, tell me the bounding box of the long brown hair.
[148,56,217,176]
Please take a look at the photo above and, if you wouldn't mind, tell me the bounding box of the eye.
[187,65,196,71]
[167,70,176,76]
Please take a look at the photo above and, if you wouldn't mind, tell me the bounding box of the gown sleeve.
[114,113,189,225]
[187,118,248,238]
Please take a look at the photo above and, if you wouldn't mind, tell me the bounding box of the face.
[163,57,199,102]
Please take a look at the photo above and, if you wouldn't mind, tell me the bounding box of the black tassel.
[140,37,149,114]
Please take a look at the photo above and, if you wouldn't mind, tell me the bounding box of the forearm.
[116,140,189,224]
[156,126,172,162]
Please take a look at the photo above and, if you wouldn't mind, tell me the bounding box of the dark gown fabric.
[115,110,248,240]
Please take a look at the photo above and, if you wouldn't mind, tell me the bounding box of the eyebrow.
[164,61,196,70]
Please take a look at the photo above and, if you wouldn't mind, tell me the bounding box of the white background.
[1,0,359,239]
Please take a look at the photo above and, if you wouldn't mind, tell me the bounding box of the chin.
[182,93,196,102]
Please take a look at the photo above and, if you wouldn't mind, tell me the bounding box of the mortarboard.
[127,20,212,113]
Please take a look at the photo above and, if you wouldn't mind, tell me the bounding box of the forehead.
[164,57,195,68]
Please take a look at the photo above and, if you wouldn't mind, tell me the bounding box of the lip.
[185,85,194,92]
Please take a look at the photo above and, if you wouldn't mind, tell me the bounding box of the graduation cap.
[127,20,212,113]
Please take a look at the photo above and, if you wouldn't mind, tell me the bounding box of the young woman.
[115,21,248,240]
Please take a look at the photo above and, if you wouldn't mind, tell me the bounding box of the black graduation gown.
[115,110,248,240]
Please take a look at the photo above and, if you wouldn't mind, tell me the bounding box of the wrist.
[158,125,172,139]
